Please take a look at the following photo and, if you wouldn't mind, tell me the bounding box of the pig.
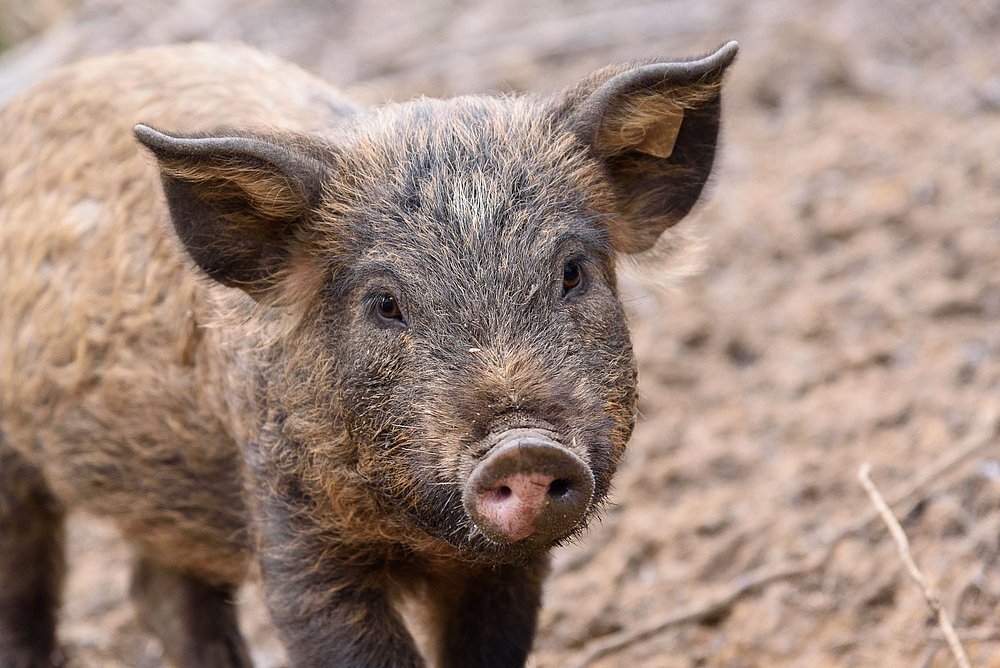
[0,40,737,667]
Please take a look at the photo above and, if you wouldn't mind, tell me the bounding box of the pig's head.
[136,42,737,562]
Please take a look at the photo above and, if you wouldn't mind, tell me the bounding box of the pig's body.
[0,41,736,667]
[0,44,355,585]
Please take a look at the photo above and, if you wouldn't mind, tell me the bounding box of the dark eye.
[373,293,404,323]
[562,261,583,294]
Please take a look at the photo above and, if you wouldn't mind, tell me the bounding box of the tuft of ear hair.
[557,41,739,253]
[134,125,329,303]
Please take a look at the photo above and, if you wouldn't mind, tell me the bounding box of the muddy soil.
[2,1,999,666]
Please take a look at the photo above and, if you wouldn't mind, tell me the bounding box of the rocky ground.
[2,0,999,666]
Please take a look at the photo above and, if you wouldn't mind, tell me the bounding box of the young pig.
[0,40,737,667]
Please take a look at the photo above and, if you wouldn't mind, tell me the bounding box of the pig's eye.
[562,261,583,294]
[373,293,404,323]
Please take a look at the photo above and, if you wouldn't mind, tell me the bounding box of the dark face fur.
[315,97,637,559]
[135,42,736,562]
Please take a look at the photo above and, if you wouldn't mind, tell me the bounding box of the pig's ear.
[557,41,738,253]
[134,124,328,303]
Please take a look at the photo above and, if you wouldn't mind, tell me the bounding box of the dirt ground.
[2,1,999,666]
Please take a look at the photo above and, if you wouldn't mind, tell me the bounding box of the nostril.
[496,485,512,499]
[547,478,571,499]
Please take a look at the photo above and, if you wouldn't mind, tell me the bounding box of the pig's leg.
[432,557,549,668]
[249,429,426,667]
[129,557,252,668]
[0,446,65,668]
[262,557,426,668]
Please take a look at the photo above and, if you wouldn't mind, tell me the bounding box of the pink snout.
[463,431,595,545]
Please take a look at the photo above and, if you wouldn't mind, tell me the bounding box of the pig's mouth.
[461,428,596,553]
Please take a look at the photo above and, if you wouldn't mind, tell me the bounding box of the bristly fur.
[0,40,736,667]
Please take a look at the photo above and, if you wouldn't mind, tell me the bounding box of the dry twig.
[935,627,1000,644]
[570,405,998,667]
[859,463,971,668]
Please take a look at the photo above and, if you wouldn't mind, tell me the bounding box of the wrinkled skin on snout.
[0,40,736,668]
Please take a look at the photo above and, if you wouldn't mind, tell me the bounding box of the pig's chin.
[462,514,594,564]
[435,497,600,565]
[405,494,595,565]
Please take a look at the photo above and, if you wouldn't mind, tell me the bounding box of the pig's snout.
[464,430,594,545]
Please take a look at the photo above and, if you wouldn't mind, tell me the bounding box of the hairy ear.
[557,41,738,253]
[134,124,329,303]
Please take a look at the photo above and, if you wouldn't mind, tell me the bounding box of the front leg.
[262,549,424,668]
[246,418,426,667]
[432,556,550,668]
[255,495,425,668]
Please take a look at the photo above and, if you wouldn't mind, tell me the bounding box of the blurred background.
[2,1,999,666]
